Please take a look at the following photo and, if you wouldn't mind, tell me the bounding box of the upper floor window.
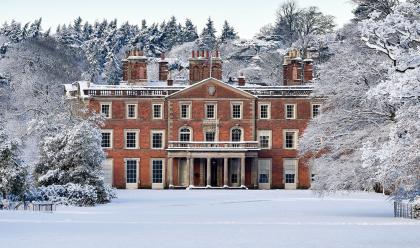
[179,127,192,141]
[312,104,321,118]
[258,130,272,149]
[151,130,165,149]
[231,128,242,142]
[124,129,139,149]
[205,104,216,119]
[285,104,296,119]
[259,103,270,119]
[101,130,113,148]
[126,104,137,119]
[101,103,112,119]
[231,102,242,119]
[205,131,216,142]
[180,103,191,119]
[283,130,298,149]
[152,104,163,119]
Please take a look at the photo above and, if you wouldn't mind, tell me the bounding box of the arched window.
[179,127,192,142]
[231,128,242,142]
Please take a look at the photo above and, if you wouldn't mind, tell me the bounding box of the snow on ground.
[0,190,419,248]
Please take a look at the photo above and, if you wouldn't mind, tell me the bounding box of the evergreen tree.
[27,18,42,38]
[198,17,217,50]
[219,20,237,42]
[0,125,26,200]
[162,16,182,50]
[181,18,198,42]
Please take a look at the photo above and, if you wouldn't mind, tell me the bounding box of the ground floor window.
[258,159,271,184]
[152,159,163,183]
[284,159,297,184]
[126,159,138,184]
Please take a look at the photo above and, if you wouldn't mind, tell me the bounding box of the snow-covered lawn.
[0,190,419,248]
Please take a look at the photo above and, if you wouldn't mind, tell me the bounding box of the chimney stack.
[122,48,148,85]
[238,73,246,86]
[283,49,313,85]
[158,53,169,81]
[188,50,223,84]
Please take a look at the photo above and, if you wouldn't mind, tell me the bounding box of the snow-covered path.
[0,190,419,248]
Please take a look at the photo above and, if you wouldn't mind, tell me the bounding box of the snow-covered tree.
[300,2,420,200]
[181,18,198,43]
[197,17,217,50]
[220,20,238,43]
[34,110,113,205]
[0,123,27,200]
[352,0,398,21]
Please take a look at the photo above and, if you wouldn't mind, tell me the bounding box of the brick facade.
[67,49,318,190]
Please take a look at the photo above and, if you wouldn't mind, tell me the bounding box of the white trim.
[152,103,164,119]
[257,130,272,149]
[230,126,244,142]
[179,101,192,120]
[204,103,217,119]
[124,158,140,189]
[283,158,298,190]
[179,126,193,141]
[258,102,271,119]
[285,104,297,119]
[258,158,272,189]
[126,103,138,119]
[151,158,165,189]
[101,129,114,149]
[151,130,165,149]
[283,129,299,150]
[230,101,243,120]
[100,102,112,119]
[124,129,140,149]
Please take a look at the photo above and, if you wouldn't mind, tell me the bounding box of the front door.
[210,158,222,186]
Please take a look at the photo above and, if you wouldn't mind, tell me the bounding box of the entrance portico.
[167,141,259,189]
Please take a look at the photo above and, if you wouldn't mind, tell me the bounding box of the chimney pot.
[206,51,209,58]
[238,73,246,86]
[201,50,205,57]
[191,51,195,58]
[167,79,173,86]
[160,53,165,60]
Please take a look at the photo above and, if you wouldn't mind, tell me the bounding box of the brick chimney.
[237,73,246,86]
[283,49,313,85]
[188,50,222,84]
[158,53,169,81]
[122,48,148,85]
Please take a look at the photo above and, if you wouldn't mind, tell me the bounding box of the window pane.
[285,132,295,148]
[206,105,215,119]
[126,132,137,148]
[259,135,269,148]
[153,105,162,118]
[205,131,215,141]
[126,160,137,183]
[152,160,163,183]
[101,105,110,118]
[152,133,163,148]
[258,159,270,183]
[127,104,136,118]
[312,105,320,118]
[286,105,295,119]
[260,105,268,119]
[232,104,241,119]
[101,133,111,148]
[231,129,241,142]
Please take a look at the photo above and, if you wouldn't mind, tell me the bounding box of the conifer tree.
[220,20,237,42]
[198,17,217,50]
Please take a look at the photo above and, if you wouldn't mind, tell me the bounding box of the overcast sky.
[1,0,355,39]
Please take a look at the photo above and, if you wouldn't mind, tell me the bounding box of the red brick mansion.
[65,49,320,190]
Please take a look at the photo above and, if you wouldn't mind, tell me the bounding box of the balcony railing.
[167,141,260,151]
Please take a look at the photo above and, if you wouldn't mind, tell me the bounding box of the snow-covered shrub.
[25,183,116,206]
[413,197,420,219]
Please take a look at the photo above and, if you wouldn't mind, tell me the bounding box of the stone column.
[240,156,246,187]
[168,157,174,188]
[188,158,194,187]
[252,157,258,188]
[223,158,229,187]
[206,157,211,187]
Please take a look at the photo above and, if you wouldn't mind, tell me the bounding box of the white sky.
[1,0,355,39]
